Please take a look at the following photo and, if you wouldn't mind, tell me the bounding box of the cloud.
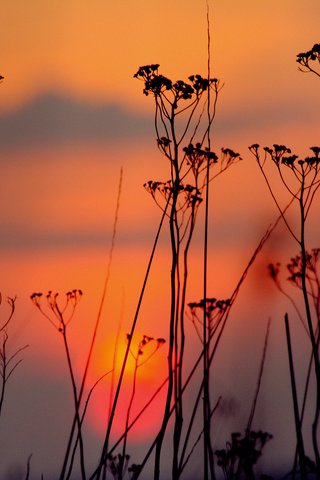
[0,92,153,149]
[214,96,318,138]
[0,211,284,252]
[0,91,317,151]
[0,224,160,252]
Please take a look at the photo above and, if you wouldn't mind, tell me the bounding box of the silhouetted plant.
[3,23,320,480]
[249,141,320,473]
[31,290,87,480]
[248,44,320,477]
[268,248,320,332]
[135,62,240,480]
[0,294,28,417]
[215,430,273,480]
[106,452,142,480]
[297,43,320,78]
[106,453,134,480]
[269,251,320,477]
[188,297,231,341]
[172,296,230,476]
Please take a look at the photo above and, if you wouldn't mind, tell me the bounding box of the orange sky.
[0,1,319,477]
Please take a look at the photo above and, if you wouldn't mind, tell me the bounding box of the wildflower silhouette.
[3,28,317,480]
[0,295,28,416]
[268,249,320,476]
[107,453,141,480]
[215,430,273,480]
[135,63,241,480]
[297,43,320,77]
[31,290,83,332]
[31,290,86,480]
[188,297,231,340]
[249,141,320,474]
[249,144,320,243]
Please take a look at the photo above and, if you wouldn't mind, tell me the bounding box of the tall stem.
[154,118,180,479]
[173,206,197,478]
[203,2,215,478]
[299,188,320,468]
[120,356,139,480]
[62,329,86,480]
[0,335,7,416]
[284,314,307,480]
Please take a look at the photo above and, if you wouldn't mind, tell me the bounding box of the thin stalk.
[292,333,317,477]
[62,328,86,480]
[173,224,182,479]
[246,317,272,433]
[172,203,197,478]
[25,455,32,480]
[154,188,178,480]
[0,334,8,416]
[299,187,320,468]
[154,108,180,480]
[120,355,139,480]
[0,297,16,333]
[203,2,215,478]
[108,290,124,421]
[284,313,307,480]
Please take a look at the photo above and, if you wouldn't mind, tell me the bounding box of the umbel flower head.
[30,289,83,331]
[296,43,320,66]
[188,297,231,339]
[249,144,320,170]
[134,64,218,101]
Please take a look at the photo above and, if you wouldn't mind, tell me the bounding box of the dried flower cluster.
[30,290,83,331]
[297,43,320,77]
[188,297,230,340]
[134,64,217,102]
[106,453,141,480]
[215,430,273,478]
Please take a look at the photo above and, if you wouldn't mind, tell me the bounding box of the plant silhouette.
[1,24,320,480]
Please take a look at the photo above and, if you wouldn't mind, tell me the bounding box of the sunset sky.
[0,1,319,478]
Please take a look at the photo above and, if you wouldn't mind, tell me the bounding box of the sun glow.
[86,331,168,441]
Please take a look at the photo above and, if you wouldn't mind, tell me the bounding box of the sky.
[0,1,319,478]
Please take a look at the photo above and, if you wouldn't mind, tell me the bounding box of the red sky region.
[0,0,320,477]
